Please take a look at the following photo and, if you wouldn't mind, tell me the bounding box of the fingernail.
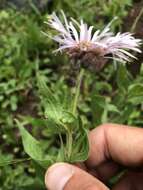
[45,163,74,190]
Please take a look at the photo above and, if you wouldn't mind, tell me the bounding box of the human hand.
[45,124,143,190]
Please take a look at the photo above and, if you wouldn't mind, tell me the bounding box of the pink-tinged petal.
[87,26,94,41]
[69,22,79,42]
[91,30,100,42]
[53,44,76,53]
[61,10,70,32]
[45,11,141,62]
[80,21,88,41]
[79,20,85,41]
[53,36,65,43]
[110,50,130,60]
[129,47,141,53]
[104,56,127,63]
[101,17,117,34]
[49,12,70,36]
[118,49,137,59]
[102,32,141,62]
[70,17,80,28]
[50,13,65,30]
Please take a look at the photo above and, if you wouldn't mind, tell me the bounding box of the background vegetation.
[0,0,143,189]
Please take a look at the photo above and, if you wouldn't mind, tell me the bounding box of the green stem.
[66,69,84,160]
[131,6,143,32]
[67,131,73,160]
[72,69,84,115]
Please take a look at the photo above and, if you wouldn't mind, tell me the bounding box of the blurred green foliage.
[0,0,143,189]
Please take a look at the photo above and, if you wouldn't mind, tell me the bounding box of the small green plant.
[15,10,141,169]
[0,1,143,189]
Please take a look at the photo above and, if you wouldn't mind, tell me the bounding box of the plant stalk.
[67,131,73,160]
[72,69,84,115]
[131,6,143,32]
[66,68,84,160]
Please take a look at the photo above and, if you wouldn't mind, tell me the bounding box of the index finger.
[86,123,143,168]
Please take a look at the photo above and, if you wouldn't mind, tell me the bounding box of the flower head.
[44,11,142,63]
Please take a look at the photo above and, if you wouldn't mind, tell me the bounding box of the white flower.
[43,11,142,62]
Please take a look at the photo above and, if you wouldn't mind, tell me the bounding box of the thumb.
[45,163,109,190]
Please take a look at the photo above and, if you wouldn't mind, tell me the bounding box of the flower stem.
[131,6,143,32]
[67,131,73,160]
[66,69,84,161]
[72,69,84,115]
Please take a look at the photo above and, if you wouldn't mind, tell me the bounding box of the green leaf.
[112,104,133,123]
[37,73,65,126]
[16,119,54,168]
[71,129,89,162]
[117,65,132,93]
[107,104,120,113]
[21,116,64,135]
[37,73,76,128]
[70,118,89,162]
[0,153,30,167]
[0,154,13,166]
[128,84,143,105]
[91,94,106,125]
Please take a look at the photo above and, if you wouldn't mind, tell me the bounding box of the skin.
[45,123,143,190]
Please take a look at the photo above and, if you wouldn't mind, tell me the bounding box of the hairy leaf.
[16,120,54,168]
